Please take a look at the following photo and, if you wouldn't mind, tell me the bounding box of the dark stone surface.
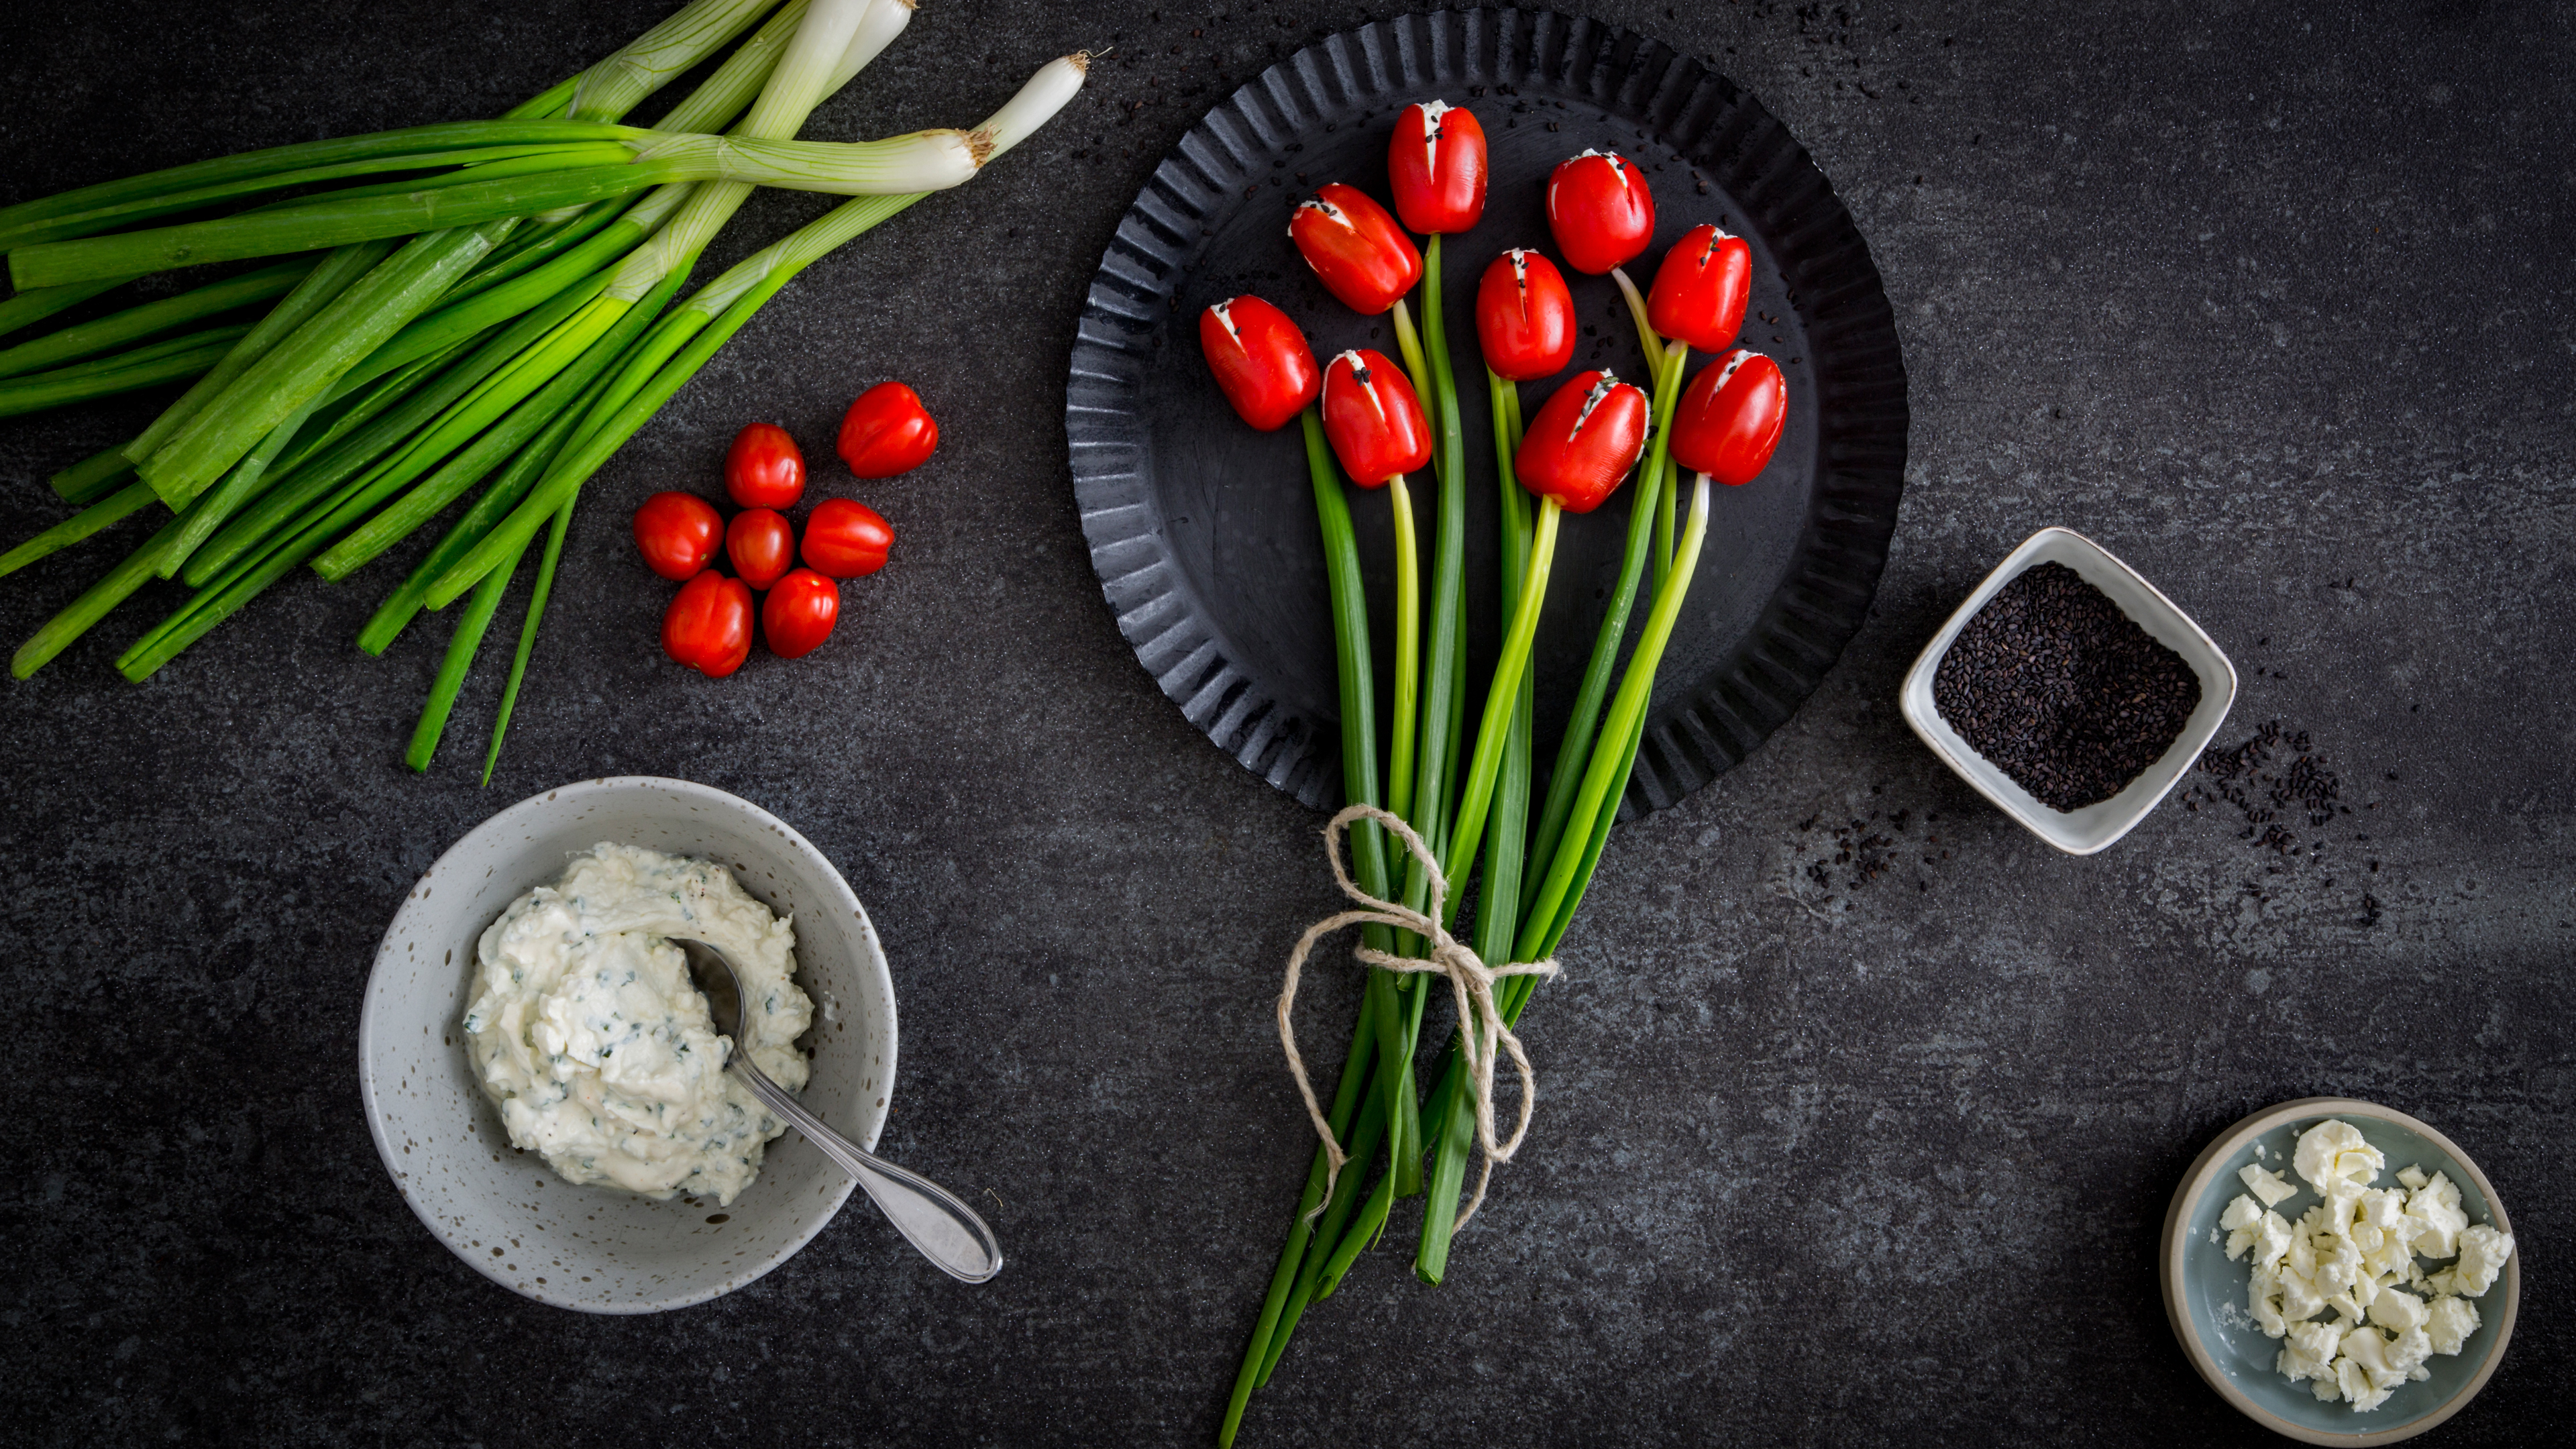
[1,1,2568,1444]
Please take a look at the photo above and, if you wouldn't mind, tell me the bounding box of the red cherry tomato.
[1387,100,1487,235]
[726,508,796,590]
[837,382,938,478]
[1646,224,1753,354]
[1319,349,1432,488]
[1474,249,1577,382]
[1287,183,1422,316]
[1545,150,1656,276]
[1201,295,1321,432]
[801,498,894,578]
[761,568,841,659]
[723,421,805,508]
[631,491,723,581]
[1513,369,1650,514]
[1670,350,1788,486]
[662,570,755,678]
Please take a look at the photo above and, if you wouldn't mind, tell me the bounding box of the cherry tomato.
[761,568,841,659]
[631,492,722,581]
[801,498,894,578]
[1670,349,1788,486]
[1201,295,1321,432]
[1387,100,1487,235]
[723,421,805,508]
[1513,369,1650,514]
[1545,150,1656,275]
[837,381,938,478]
[1319,349,1432,488]
[662,570,755,678]
[726,508,796,590]
[1474,249,1577,382]
[1288,183,1421,316]
[1646,224,1753,354]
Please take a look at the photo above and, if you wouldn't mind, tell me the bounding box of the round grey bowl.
[2162,1098,2518,1444]
[358,776,897,1313]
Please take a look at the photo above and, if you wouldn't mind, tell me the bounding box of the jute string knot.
[1277,804,1560,1233]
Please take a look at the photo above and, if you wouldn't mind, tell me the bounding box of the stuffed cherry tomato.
[1320,349,1433,488]
[1474,249,1577,382]
[632,491,723,581]
[1288,183,1422,316]
[1646,224,1753,354]
[801,498,894,578]
[1545,150,1656,275]
[837,381,938,478]
[1387,100,1487,235]
[761,568,841,659]
[726,508,796,590]
[662,570,755,678]
[1670,350,1788,486]
[723,421,805,508]
[1201,295,1320,431]
[1513,369,1650,514]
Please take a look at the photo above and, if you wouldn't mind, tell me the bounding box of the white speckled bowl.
[358,776,896,1313]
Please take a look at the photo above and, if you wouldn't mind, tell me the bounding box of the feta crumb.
[2425,1295,2479,1356]
[2296,1120,2387,1193]
[2454,1225,2514,1297]
[2239,1163,2298,1208]
[2407,1172,2468,1258]
[2397,1164,2429,1190]
[2369,1288,2427,1332]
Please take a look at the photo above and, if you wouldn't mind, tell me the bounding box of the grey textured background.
[2,1,2569,1444]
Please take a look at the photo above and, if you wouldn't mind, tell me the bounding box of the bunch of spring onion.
[1204,113,1790,1444]
[0,0,1085,778]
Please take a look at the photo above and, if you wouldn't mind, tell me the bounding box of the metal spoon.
[674,937,1003,1284]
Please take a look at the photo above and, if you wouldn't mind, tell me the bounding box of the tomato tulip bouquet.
[1200,105,1791,1446]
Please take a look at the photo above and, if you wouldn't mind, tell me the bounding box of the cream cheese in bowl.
[464,845,812,1206]
[360,777,898,1313]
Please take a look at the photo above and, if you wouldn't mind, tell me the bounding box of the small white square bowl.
[1898,527,2237,855]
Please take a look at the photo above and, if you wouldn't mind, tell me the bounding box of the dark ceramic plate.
[1067,7,1908,813]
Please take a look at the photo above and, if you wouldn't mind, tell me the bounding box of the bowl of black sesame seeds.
[1900,527,2237,854]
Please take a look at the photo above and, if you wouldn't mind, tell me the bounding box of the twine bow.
[1277,804,1560,1234]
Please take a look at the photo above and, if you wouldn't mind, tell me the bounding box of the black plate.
[1067,8,1908,814]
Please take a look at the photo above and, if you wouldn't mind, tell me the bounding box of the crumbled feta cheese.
[2455,1225,2514,1297]
[2296,1120,2387,1193]
[2240,1163,2298,1208]
[2369,1288,2427,1332]
[2425,1295,2479,1356]
[2220,1120,2514,1412]
[2408,1172,2468,1258]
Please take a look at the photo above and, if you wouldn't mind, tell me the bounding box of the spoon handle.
[730,1059,1004,1283]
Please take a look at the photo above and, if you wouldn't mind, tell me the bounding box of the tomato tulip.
[632,491,722,581]
[1545,150,1656,276]
[1320,350,1432,488]
[726,508,796,590]
[723,421,805,508]
[1646,224,1752,354]
[1670,350,1788,486]
[663,569,755,678]
[1200,295,1320,431]
[1474,249,1576,382]
[761,568,841,659]
[1387,100,1487,235]
[1288,183,1421,316]
[837,381,938,478]
[800,498,894,578]
[1514,369,1650,514]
